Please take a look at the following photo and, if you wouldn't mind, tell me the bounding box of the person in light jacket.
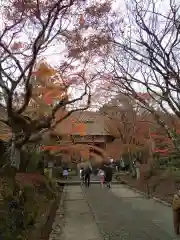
[172,190,180,235]
[79,168,84,184]
[63,168,68,179]
[98,169,105,188]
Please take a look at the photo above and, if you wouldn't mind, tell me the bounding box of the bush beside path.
[115,172,179,204]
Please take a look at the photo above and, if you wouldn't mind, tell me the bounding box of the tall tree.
[105,0,180,150]
[68,0,180,151]
[0,0,109,169]
[100,94,154,157]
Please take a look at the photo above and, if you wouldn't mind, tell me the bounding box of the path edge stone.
[48,186,66,240]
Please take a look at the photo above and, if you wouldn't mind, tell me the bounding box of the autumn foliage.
[1,0,180,167]
[101,93,180,161]
[0,0,113,159]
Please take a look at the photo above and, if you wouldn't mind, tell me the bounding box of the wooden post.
[48,161,54,179]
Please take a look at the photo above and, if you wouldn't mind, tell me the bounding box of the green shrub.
[40,175,56,199]
[52,167,62,178]
[2,187,13,201]
[44,168,49,178]
[0,172,58,239]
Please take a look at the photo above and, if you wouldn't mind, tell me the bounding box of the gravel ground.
[83,185,177,240]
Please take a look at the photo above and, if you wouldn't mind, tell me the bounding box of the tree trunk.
[128,148,132,172]
[10,136,20,169]
[128,148,135,177]
[19,150,30,172]
[146,181,151,198]
[136,167,140,180]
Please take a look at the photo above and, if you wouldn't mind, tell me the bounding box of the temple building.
[49,111,114,164]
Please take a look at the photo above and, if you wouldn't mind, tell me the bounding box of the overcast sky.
[1,0,178,112]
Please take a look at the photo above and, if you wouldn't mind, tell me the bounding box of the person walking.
[63,168,68,180]
[79,167,85,185]
[104,163,113,188]
[172,190,180,235]
[84,166,92,188]
[98,169,105,188]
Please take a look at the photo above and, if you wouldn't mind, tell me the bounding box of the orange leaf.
[72,123,85,136]
[40,145,50,151]
[33,62,57,79]
[41,145,61,151]
[42,89,61,104]
[47,89,60,98]
[43,95,53,104]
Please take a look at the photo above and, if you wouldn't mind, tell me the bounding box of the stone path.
[49,185,102,240]
[49,184,178,240]
[84,184,176,240]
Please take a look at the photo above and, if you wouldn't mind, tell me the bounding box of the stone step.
[56,180,121,186]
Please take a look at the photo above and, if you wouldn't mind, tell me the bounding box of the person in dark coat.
[104,164,113,188]
[84,166,92,188]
